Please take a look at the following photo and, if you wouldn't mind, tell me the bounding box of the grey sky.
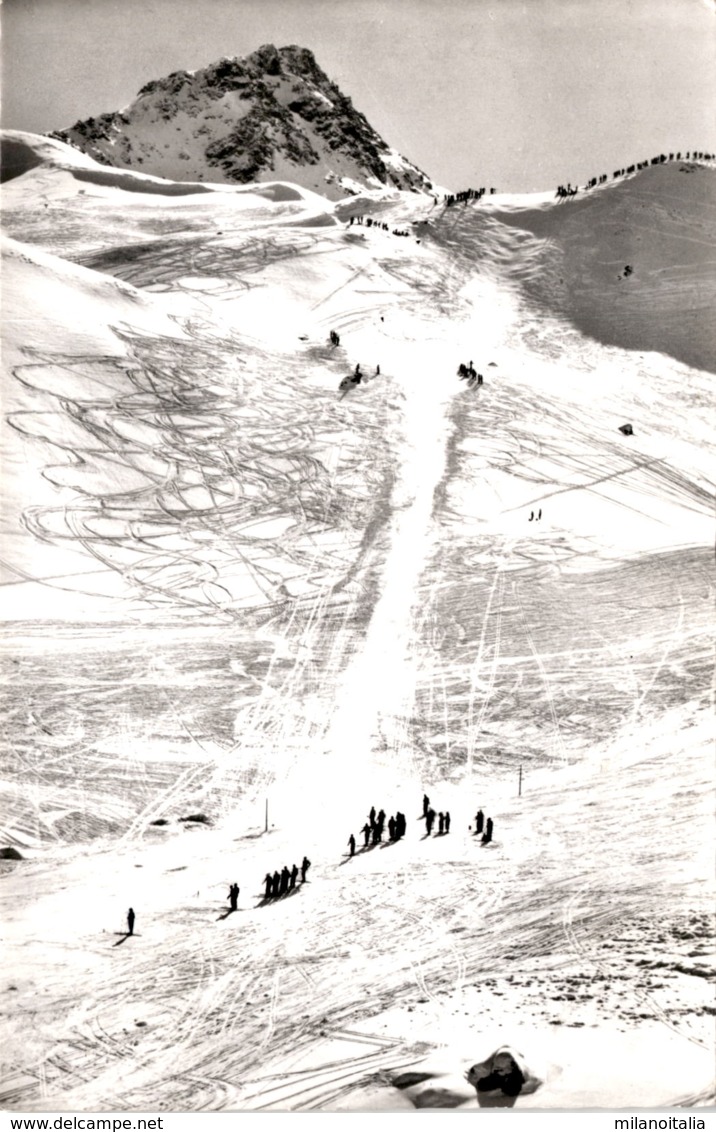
[3,0,715,191]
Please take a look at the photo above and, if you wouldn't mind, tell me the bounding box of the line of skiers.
[458,361,483,387]
[262,857,311,901]
[571,150,714,197]
[347,216,413,238]
[444,187,497,207]
[474,809,494,845]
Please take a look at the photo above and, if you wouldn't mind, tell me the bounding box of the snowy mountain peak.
[49,45,434,200]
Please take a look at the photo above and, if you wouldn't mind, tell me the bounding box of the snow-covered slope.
[1,132,714,1112]
[48,45,435,201]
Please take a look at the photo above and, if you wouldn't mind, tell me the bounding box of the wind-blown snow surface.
[1,132,714,1111]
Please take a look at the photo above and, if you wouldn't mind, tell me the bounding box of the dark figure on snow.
[301,856,311,883]
[423,794,430,817]
[355,364,362,379]
[529,511,534,521]
[445,811,451,833]
[377,809,385,827]
[280,866,290,895]
[127,908,135,936]
[482,817,494,845]
[361,822,371,847]
[348,834,356,857]
[438,812,445,835]
[290,863,299,890]
[396,812,406,839]
[263,873,273,900]
[273,869,281,896]
[388,816,396,841]
[537,509,542,520]
[426,808,436,835]
[475,809,485,836]
[228,883,239,911]
[372,822,382,845]
[369,806,376,825]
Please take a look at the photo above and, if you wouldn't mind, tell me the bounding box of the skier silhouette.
[348,834,356,857]
[127,908,135,936]
[228,883,239,911]
[301,856,311,883]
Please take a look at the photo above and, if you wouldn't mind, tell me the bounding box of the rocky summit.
[49,44,434,200]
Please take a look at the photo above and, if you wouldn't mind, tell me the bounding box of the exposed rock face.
[50,45,433,199]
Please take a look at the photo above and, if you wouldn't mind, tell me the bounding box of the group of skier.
[338,361,381,394]
[122,792,500,936]
[443,187,497,207]
[458,361,483,388]
[349,805,408,854]
[261,857,311,901]
[568,150,714,199]
[422,795,451,836]
[474,809,495,844]
[344,794,497,855]
[347,216,414,239]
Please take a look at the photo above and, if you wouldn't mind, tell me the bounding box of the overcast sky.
[3,0,715,192]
